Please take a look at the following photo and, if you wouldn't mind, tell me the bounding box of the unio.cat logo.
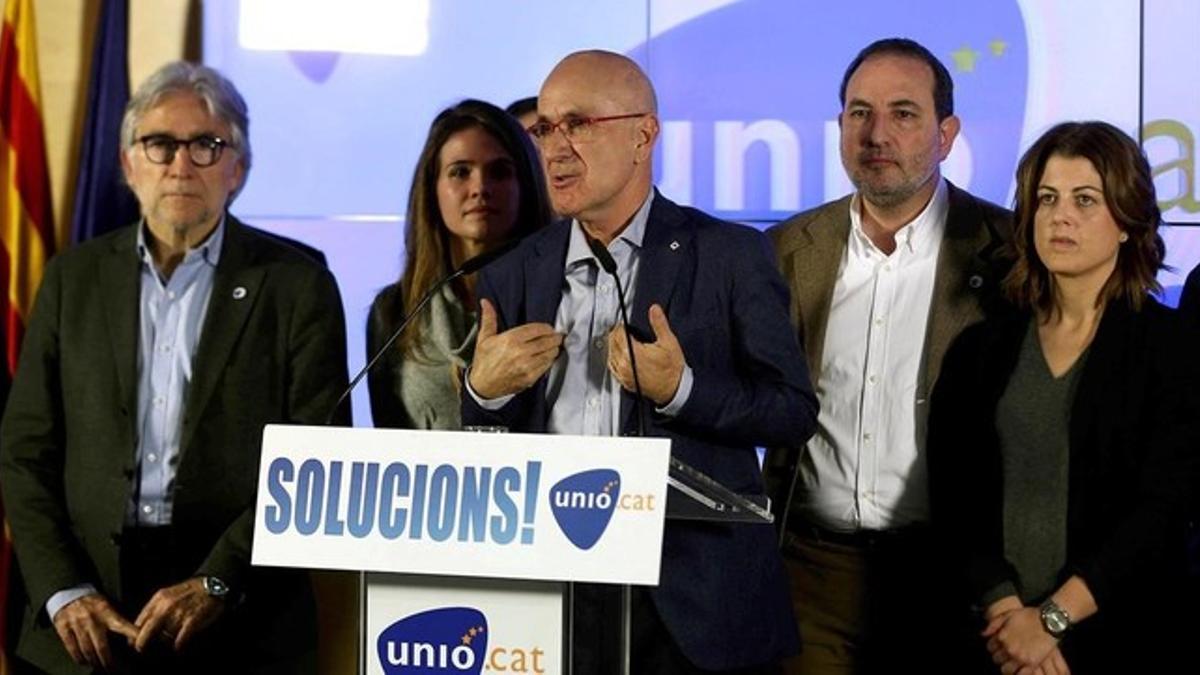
[549,469,620,550]
[378,607,487,674]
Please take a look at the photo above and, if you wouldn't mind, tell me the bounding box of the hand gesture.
[468,299,563,399]
[608,304,686,406]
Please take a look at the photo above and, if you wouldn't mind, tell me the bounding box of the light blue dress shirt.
[131,219,223,525]
[46,219,224,620]
[468,190,693,434]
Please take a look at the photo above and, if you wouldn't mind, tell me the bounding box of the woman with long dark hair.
[367,99,551,429]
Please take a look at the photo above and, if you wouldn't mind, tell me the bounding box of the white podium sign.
[252,425,670,585]
[366,574,562,674]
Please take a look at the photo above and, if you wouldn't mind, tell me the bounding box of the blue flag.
[71,0,138,242]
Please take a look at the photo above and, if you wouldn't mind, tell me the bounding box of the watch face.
[204,576,229,598]
[1041,604,1069,636]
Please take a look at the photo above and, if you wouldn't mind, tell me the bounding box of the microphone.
[456,237,520,275]
[324,238,521,424]
[586,236,647,437]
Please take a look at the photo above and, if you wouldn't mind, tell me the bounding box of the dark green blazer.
[0,216,350,673]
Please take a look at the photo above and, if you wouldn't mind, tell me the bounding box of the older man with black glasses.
[0,61,349,674]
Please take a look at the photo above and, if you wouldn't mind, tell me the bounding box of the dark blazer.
[462,192,818,670]
[0,217,350,673]
[764,181,1012,528]
[928,299,1198,670]
[366,284,415,429]
[1179,263,1200,327]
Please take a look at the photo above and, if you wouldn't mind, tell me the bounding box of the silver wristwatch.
[1039,599,1071,638]
[201,575,230,600]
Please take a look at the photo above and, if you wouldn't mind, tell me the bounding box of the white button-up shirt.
[798,179,948,531]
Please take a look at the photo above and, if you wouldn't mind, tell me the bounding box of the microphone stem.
[612,273,646,437]
[324,269,464,424]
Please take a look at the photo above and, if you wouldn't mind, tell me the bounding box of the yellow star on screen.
[462,635,472,645]
[989,39,1007,57]
[951,45,980,72]
[469,627,478,637]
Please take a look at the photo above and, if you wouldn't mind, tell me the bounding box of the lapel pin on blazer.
[968,274,984,289]
[233,286,248,300]
[669,240,680,251]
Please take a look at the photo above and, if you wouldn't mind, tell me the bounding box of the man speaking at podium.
[0,62,348,673]
[463,50,818,673]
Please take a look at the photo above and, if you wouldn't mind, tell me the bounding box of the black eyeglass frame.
[135,134,231,168]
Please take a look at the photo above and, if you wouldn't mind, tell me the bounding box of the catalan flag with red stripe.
[0,0,56,669]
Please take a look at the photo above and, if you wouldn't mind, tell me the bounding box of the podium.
[603,457,775,673]
[252,425,772,674]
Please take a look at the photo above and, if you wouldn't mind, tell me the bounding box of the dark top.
[1180,262,1200,329]
[929,298,1199,670]
[989,323,1085,605]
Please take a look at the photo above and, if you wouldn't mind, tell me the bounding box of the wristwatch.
[1039,599,1071,638]
[201,575,231,600]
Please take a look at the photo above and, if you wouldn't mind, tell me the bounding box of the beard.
[846,149,938,209]
[854,176,922,208]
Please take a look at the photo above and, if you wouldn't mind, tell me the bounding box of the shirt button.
[864,433,872,443]
[154,396,165,406]
[593,338,604,350]
[883,264,892,272]
[874,317,883,326]
[868,374,877,384]
[167,291,176,299]
[147,453,158,463]
[587,397,598,408]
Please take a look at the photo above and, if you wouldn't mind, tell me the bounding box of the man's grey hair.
[121,61,251,193]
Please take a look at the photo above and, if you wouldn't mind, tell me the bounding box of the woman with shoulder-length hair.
[367,99,551,430]
[928,121,1198,673]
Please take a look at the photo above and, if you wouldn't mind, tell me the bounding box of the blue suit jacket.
[463,193,817,669]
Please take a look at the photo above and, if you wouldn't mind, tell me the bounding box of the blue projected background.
[635,0,1028,220]
[203,0,1200,425]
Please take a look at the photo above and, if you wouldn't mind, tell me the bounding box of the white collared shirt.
[797,179,949,531]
